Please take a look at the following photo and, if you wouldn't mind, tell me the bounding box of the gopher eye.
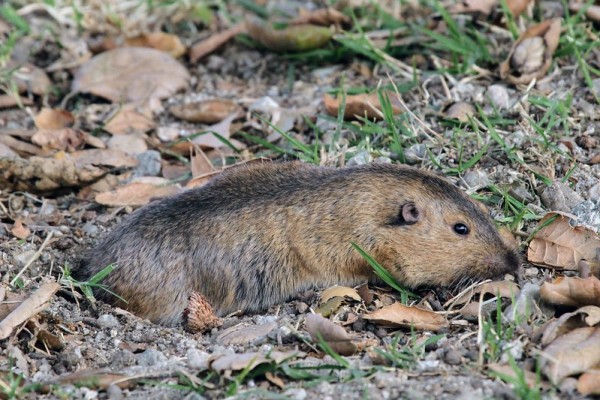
[453,223,470,235]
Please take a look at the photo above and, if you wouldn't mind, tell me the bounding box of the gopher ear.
[399,202,422,225]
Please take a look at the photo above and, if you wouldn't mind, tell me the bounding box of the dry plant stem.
[443,279,492,312]
[10,231,53,287]
[0,282,60,340]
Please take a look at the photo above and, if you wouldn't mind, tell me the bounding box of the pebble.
[136,348,167,367]
[572,199,600,230]
[509,184,534,203]
[186,348,210,370]
[540,180,584,212]
[346,150,372,166]
[82,222,99,237]
[486,85,510,109]
[461,170,490,190]
[108,349,136,368]
[403,143,426,165]
[133,150,162,178]
[444,349,462,365]
[283,388,307,400]
[97,314,120,329]
[106,384,123,400]
[13,249,36,267]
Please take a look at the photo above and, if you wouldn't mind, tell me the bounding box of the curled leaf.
[363,302,448,331]
[540,276,600,308]
[500,19,561,85]
[246,18,332,52]
[126,32,186,58]
[320,286,362,303]
[169,99,242,124]
[34,108,74,130]
[304,313,357,356]
[323,90,402,120]
[542,305,600,345]
[527,212,600,270]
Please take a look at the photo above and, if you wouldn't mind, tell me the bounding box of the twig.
[10,231,53,287]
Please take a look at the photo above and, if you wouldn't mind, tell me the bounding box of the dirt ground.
[2,0,600,399]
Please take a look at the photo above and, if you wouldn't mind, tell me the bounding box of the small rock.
[461,170,490,190]
[592,78,600,99]
[97,314,120,329]
[206,55,226,71]
[107,134,148,155]
[509,184,534,203]
[82,222,99,237]
[403,144,426,165]
[133,150,161,178]
[572,199,600,230]
[13,250,36,267]
[486,85,510,109]
[136,348,167,367]
[106,384,123,400]
[347,150,372,166]
[108,349,136,368]
[507,130,526,148]
[540,180,584,212]
[283,388,307,400]
[248,96,279,113]
[156,126,180,142]
[444,101,475,122]
[295,301,309,314]
[417,360,440,371]
[186,348,210,370]
[444,349,462,365]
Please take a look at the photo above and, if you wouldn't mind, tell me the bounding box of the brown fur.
[76,162,519,325]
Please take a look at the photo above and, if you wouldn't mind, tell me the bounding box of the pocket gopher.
[76,162,519,325]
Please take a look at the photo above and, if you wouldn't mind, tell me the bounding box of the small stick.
[10,231,53,287]
[0,282,60,340]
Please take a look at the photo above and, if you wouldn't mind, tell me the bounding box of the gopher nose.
[485,250,521,275]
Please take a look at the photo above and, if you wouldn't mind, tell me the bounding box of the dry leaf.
[246,18,332,52]
[304,313,357,356]
[323,91,402,120]
[184,292,222,333]
[0,142,18,158]
[190,146,214,178]
[578,369,600,395]
[292,7,350,26]
[315,297,345,317]
[72,47,190,113]
[444,102,475,122]
[54,369,133,390]
[189,23,246,62]
[0,134,47,156]
[570,2,600,23]
[169,99,242,124]
[357,283,373,305]
[11,219,30,240]
[216,321,278,345]
[500,19,561,85]
[541,327,600,384]
[169,112,236,153]
[211,351,303,373]
[107,134,148,155]
[265,371,285,389]
[103,104,156,135]
[0,94,34,109]
[450,0,531,17]
[34,108,74,130]
[126,32,186,58]
[541,305,600,345]
[70,149,139,169]
[448,281,520,308]
[31,128,86,152]
[540,276,600,308]
[320,286,362,303]
[95,179,182,207]
[10,62,52,95]
[527,212,600,270]
[363,302,448,331]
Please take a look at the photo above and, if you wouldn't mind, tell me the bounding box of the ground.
[1,0,600,399]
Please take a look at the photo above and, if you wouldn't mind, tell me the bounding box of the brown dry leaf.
[189,23,246,62]
[304,313,357,356]
[216,321,278,346]
[246,18,332,53]
[541,327,600,384]
[500,19,561,85]
[265,371,285,389]
[11,219,30,240]
[0,156,106,192]
[447,281,520,308]
[506,0,534,17]
[169,112,236,153]
[169,99,242,124]
[31,128,86,152]
[357,283,373,305]
[578,369,600,395]
[190,146,214,178]
[126,32,186,58]
[54,369,133,390]
[0,94,34,109]
[34,108,74,130]
[570,2,600,23]
[0,134,47,156]
[0,290,27,321]
[292,7,350,26]
[315,297,345,317]
[107,134,148,155]
[450,0,531,17]
[541,305,600,345]
[323,91,402,120]
[540,276,600,307]
[69,149,138,169]
[103,104,156,135]
[95,179,182,207]
[184,292,222,333]
[0,282,60,340]
[72,47,190,113]
[588,151,600,165]
[321,286,362,303]
[527,212,600,270]
[363,302,448,331]
[211,351,304,373]
[0,142,18,158]
[10,62,52,95]
[444,102,475,122]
